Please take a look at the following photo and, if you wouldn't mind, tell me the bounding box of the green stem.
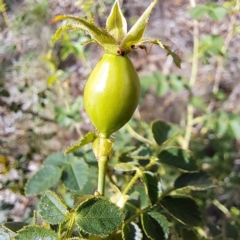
[122,171,141,196]
[125,124,154,145]
[183,0,199,150]
[64,215,76,239]
[125,187,175,225]
[98,156,108,196]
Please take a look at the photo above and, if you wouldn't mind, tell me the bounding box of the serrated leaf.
[114,163,139,172]
[2,222,28,233]
[106,0,127,41]
[120,0,157,52]
[65,132,96,155]
[44,151,72,168]
[25,165,62,196]
[141,212,169,240]
[158,147,198,172]
[151,120,179,145]
[76,197,124,235]
[163,44,181,68]
[39,191,70,224]
[160,195,201,226]
[62,158,88,191]
[0,232,11,240]
[122,222,143,240]
[15,226,59,240]
[51,15,118,54]
[142,171,158,205]
[174,171,214,190]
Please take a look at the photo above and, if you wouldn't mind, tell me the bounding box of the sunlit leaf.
[15,226,59,240]
[122,222,143,240]
[141,212,169,240]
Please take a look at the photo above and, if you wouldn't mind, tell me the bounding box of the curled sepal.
[106,0,127,42]
[51,15,118,54]
[120,0,158,53]
[93,137,114,160]
[146,39,181,68]
[65,131,96,155]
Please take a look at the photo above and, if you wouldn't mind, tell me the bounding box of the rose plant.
[0,1,214,240]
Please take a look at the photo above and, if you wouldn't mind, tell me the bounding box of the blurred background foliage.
[0,0,240,239]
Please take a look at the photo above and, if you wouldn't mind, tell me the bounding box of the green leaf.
[44,151,71,168]
[122,222,143,240]
[15,226,59,240]
[163,44,181,68]
[154,72,169,97]
[52,15,118,54]
[39,191,70,224]
[142,171,158,205]
[2,222,28,233]
[106,0,127,41]
[182,228,198,240]
[160,196,201,226]
[0,232,11,240]
[114,163,139,172]
[141,212,169,240]
[65,132,96,155]
[62,158,88,191]
[158,147,198,172]
[168,74,184,92]
[190,96,207,112]
[151,120,179,145]
[228,115,240,139]
[25,165,62,196]
[207,6,227,21]
[76,197,124,236]
[174,171,214,190]
[189,5,208,19]
[120,0,157,52]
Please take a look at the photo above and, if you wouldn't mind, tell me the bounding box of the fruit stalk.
[97,156,108,196]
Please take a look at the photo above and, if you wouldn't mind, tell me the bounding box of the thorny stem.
[98,156,108,196]
[183,0,199,149]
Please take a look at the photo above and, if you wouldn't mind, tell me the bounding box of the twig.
[183,0,199,149]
